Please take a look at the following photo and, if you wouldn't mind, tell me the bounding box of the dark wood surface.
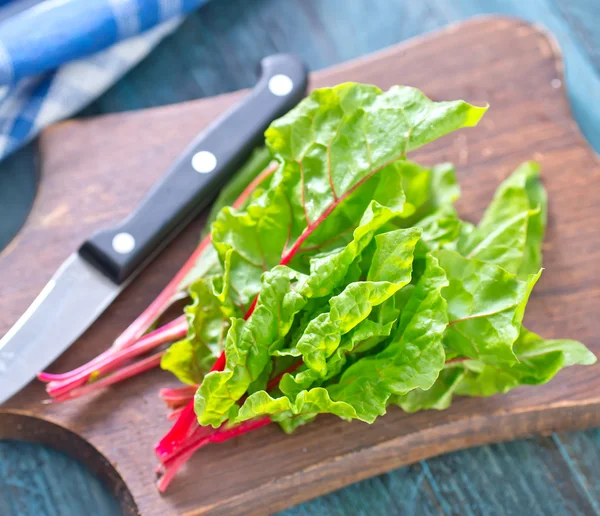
[0,16,600,514]
[0,17,599,515]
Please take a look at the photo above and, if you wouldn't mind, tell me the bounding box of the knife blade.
[0,54,308,404]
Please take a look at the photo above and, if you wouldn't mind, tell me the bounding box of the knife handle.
[79,54,308,284]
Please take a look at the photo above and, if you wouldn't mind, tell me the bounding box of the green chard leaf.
[434,249,541,364]
[393,163,462,281]
[279,227,421,374]
[398,162,461,222]
[457,162,546,277]
[456,328,596,396]
[266,84,484,232]
[278,296,399,400]
[195,266,307,426]
[211,187,292,310]
[415,208,462,257]
[324,254,448,422]
[161,277,237,384]
[300,200,405,299]
[234,388,357,432]
[210,226,421,428]
[394,328,596,411]
[408,207,462,282]
[392,367,465,413]
[151,81,597,444]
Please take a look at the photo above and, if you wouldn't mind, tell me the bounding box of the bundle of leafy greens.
[38,83,595,490]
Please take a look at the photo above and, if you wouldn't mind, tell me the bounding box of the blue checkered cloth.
[0,0,208,160]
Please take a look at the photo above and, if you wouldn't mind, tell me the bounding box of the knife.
[0,54,308,404]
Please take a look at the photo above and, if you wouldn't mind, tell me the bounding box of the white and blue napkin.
[0,0,208,160]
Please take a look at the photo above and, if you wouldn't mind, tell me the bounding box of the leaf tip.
[465,103,489,127]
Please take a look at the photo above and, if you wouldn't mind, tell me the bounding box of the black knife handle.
[79,54,308,284]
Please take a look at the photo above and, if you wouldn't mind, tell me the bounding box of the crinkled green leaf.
[233,388,357,429]
[394,162,461,281]
[271,198,411,356]
[196,200,415,427]
[195,266,307,426]
[409,207,462,284]
[300,201,406,299]
[247,358,273,395]
[282,297,332,357]
[217,226,421,427]
[456,328,596,395]
[201,84,486,407]
[349,296,401,354]
[392,367,465,412]
[266,84,484,230]
[435,249,540,364]
[211,187,292,310]
[277,413,317,434]
[151,81,598,440]
[290,161,409,265]
[514,327,596,371]
[414,208,462,258]
[278,302,397,399]
[299,160,458,264]
[323,254,448,422]
[282,228,421,374]
[458,162,545,277]
[395,328,595,410]
[399,162,460,221]
[161,278,235,384]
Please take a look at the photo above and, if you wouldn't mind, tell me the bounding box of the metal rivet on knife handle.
[191,151,218,174]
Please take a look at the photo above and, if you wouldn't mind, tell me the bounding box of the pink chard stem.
[51,351,167,403]
[37,347,123,383]
[45,315,188,398]
[160,385,198,409]
[167,406,187,421]
[156,417,272,491]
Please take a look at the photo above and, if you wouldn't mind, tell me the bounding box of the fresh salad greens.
[39,83,595,490]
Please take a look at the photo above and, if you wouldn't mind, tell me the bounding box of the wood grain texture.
[0,17,599,515]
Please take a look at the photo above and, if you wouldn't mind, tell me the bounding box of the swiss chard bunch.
[38,82,595,490]
[153,83,595,487]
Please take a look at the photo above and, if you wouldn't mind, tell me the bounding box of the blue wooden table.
[1,1,600,514]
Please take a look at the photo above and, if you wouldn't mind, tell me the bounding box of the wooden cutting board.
[1,16,599,516]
